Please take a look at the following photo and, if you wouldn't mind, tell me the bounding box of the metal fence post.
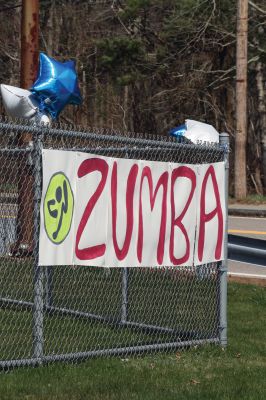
[32,129,44,361]
[219,132,229,347]
[45,266,53,308]
[121,268,128,323]
[121,151,130,324]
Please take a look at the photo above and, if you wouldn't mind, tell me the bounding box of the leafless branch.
[0,45,19,62]
[249,0,266,15]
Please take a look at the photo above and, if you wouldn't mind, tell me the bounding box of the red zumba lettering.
[170,166,196,265]
[198,165,223,262]
[137,166,168,264]
[75,158,108,260]
[111,161,139,260]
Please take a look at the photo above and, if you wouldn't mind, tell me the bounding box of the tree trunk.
[256,61,266,192]
[235,0,248,199]
[123,85,129,130]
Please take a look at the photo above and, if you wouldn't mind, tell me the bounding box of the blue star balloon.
[169,124,187,138]
[31,53,82,119]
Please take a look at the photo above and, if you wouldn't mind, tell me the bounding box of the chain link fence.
[0,117,229,369]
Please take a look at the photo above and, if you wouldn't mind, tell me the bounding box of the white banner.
[39,150,225,267]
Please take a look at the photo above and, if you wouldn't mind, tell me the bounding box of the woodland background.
[0,0,265,196]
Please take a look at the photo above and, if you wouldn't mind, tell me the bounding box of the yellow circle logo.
[44,172,74,244]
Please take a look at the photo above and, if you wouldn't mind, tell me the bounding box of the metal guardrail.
[228,234,266,267]
[228,208,266,218]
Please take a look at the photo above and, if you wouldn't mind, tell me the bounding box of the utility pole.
[15,0,39,255]
[21,0,39,89]
[235,0,248,199]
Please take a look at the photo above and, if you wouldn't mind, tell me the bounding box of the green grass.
[0,283,265,400]
[229,194,266,204]
[0,261,220,360]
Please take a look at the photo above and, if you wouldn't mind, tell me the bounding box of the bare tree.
[235,0,248,199]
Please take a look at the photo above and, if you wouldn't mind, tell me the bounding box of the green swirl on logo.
[44,172,74,244]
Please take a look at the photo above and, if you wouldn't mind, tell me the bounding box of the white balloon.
[0,84,39,119]
[184,119,219,144]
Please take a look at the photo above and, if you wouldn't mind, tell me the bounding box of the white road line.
[228,272,266,279]
[229,215,266,220]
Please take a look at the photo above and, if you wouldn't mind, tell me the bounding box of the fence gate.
[0,118,229,369]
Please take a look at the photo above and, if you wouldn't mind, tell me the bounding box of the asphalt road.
[228,215,266,240]
[228,216,266,279]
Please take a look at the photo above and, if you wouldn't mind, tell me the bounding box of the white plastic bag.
[184,119,219,144]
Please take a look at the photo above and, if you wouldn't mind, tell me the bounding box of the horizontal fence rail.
[228,234,266,267]
[0,118,229,369]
